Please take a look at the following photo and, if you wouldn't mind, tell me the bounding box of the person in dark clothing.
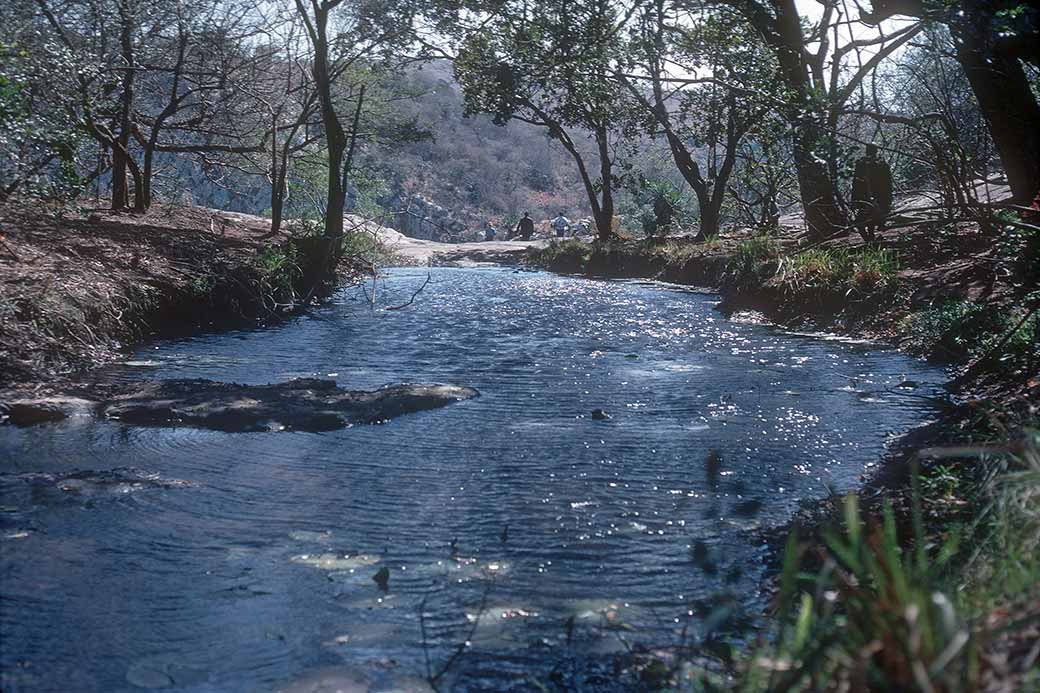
[851,143,893,243]
[513,211,535,241]
[484,221,498,242]
[652,192,673,235]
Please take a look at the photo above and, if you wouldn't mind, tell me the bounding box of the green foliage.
[339,227,401,268]
[776,247,899,295]
[188,273,214,298]
[620,177,693,237]
[256,244,302,298]
[451,0,644,238]
[901,297,1040,369]
[724,234,779,287]
[530,238,591,272]
[748,494,976,692]
[0,35,83,198]
[993,214,1040,288]
[738,433,1040,692]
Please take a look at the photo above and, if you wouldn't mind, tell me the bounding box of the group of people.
[483,211,577,242]
[479,144,892,243]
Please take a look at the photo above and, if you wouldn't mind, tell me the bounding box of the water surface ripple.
[1,268,946,691]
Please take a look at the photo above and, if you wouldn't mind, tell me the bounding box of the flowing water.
[1,267,947,691]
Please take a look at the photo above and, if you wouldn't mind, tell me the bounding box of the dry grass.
[0,200,336,386]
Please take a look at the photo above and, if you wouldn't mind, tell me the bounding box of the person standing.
[513,211,535,241]
[652,192,673,235]
[851,144,893,243]
[550,212,571,238]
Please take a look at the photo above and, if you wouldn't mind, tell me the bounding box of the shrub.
[530,238,590,272]
[256,244,302,299]
[901,297,1039,369]
[777,247,899,295]
[724,234,780,288]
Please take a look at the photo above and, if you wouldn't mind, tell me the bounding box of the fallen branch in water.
[386,272,432,311]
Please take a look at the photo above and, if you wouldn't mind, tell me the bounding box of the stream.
[1,267,948,691]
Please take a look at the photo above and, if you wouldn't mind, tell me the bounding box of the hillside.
[174,60,679,243]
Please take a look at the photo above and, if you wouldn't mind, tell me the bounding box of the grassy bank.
[530,229,1039,691]
[0,201,370,387]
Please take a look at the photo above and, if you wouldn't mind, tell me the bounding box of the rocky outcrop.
[102,378,479,432]
[392,195,481,243]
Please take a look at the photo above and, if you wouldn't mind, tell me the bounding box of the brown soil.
[0,200,352,389]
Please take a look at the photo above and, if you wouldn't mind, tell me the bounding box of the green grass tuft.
[776,246,899,295]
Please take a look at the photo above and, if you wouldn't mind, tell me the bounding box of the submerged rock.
[0,467,196,508]
[102,377,479,432]
[0,397,96,426]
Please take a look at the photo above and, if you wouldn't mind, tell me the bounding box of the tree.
[0,9,86,199]
[709,0,921,238]
[620,0,775,239]
[292,0,417,241]
[728,116,798,230]
[863,0,1040,204]
[31,0,276,211]
[32,0,164,210]
[450,0,639,241]
[132,1,276,210]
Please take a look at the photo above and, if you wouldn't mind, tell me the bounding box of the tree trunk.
[129,157,145,212]
[141,145,154,210]
[759,0,846,238]
[958,40,1040,203]
[595,124,614,242]
[324,131,346,239]
[113,0,136,210]
[864,0,1040,204]
[111,149,129,210]
[791,120,845,238]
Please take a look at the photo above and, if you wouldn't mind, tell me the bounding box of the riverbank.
[0,201,368,390]
[529,223,1039,689]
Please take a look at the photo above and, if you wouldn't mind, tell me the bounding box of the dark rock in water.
[102,377,479,432]
[0,401,67,426]
[732,498,764,517]
[0,398,95,426]
[591,408,611,421]
[372,566,390,590]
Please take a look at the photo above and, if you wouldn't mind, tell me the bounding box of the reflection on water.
[0,268,946,691]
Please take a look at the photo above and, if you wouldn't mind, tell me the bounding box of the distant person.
[513,211,535,241]
[851,143,893,243]
[484,221,497,242]
[652,192,673,235]
[551,212,571,238]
